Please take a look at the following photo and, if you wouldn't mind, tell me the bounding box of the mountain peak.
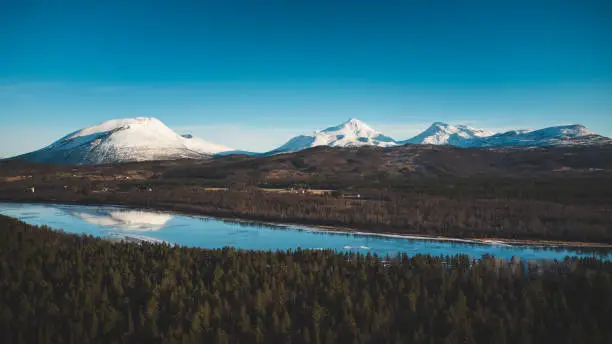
[271,118,396,154]
[344,118,367,126]
[402,122,494,146]
[16,117,231,165]
[444,124,597,148]
[64,117,171,141]
[321,118,378,137]
[343,118,374,131]
[431,121,449,127]
[428,122,489,133]
[555,124,590,136]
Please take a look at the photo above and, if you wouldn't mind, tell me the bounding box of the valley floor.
[2,147,612,245]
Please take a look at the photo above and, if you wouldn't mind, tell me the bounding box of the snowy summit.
[473,124,596,147]
[270,118,397,154]
[400,122,494,146]
[398,122,605,148]
[15,117,232,165]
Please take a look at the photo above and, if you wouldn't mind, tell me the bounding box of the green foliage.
[1,215,611,343]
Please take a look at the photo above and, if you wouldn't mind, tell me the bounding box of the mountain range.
[269,118,609,153]
[10,117,612,165]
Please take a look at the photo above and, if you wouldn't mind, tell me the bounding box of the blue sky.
[1,0,611,155]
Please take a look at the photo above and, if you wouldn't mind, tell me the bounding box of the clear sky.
[1,0,611,156]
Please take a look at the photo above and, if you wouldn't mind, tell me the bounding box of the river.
[1,202,610,260]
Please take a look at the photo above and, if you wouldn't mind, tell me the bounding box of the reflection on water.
[69,209,172,231]
[0,202,610,260]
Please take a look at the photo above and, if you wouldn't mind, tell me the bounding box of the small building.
[25,186,35,193]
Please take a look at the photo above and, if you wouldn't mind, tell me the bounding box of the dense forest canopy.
[1,215,611,343]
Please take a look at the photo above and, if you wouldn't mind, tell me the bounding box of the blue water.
[1,202,610,260]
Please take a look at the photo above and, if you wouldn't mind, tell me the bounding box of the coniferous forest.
[1,215,611,344]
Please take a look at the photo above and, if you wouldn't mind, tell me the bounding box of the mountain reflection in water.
[69,209,172,231]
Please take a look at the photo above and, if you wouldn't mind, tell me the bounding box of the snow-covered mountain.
[265,120,609,154]
[9,117,610,164]
[399,122,494,146]
[399,122,610,148]
[269,118,397,154]
[15,117,232,165]
[470,124,599,147]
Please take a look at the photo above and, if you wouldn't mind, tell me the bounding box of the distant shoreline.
[2,199,612,250]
